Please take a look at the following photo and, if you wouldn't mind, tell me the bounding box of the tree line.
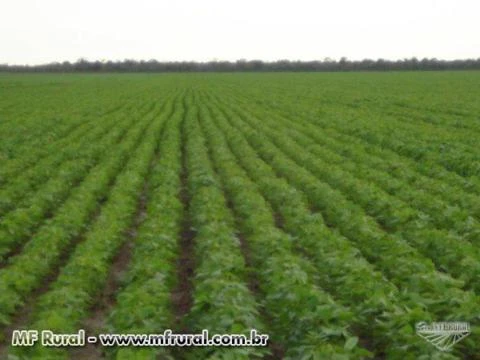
[1,57,480,72]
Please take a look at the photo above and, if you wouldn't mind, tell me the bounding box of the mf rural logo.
[416,321,470,352]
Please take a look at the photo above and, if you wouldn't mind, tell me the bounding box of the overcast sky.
[1,0,479,65]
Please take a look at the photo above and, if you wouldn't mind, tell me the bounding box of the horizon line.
[3,56,480,67]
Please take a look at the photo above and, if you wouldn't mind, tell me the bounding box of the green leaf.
[344,336,358,351]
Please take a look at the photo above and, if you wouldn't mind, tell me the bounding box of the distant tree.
[0,57,479,72]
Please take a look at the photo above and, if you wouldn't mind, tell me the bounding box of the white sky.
[1,0,479,65]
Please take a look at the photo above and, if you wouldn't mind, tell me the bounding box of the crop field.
[0,72,479,359]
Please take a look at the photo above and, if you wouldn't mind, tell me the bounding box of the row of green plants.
[324,99,480,164]
[10,94,176,359]
[0,101,157,262]
[197,100,370,359]
[0,76,153,175]
[356,97,480,133]
[282,118,480,235]
[106,94,186,360]
[218,93,480,292]
[0,94,136,187]
[231,77,480,179]
[0,94,175,336]
[312,119,480,196]
[226,85,480,197]
[208,92,480,356]
[0,100,147,217]
[225,89,480,238]
[201,100,454,359]
[0,116,92,181]
[0,100,112,173]
[182,96,266,359]
[337,111,480,178]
